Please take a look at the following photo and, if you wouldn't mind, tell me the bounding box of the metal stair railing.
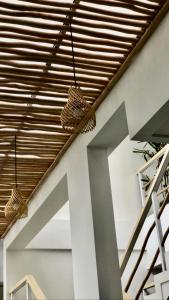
[124,191,169,294]
[120,144,169,298]
[135,226,169,300]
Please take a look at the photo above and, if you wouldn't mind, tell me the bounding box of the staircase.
[143,270,169,299]
[120,145,169,300]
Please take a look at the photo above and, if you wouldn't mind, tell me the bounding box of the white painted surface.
[68,148,100,300]
[26,202,71,249]
[126,13,169,139]
[108,136,143,249]
[52,202,70,220]
[6,250,74,300]
[108,136,150,298]
[26,220,71,250]
[88,148,122,299]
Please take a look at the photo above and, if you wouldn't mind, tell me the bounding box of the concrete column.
[68,147,99,300]
[88,148,123,300]
[68,144,122,300]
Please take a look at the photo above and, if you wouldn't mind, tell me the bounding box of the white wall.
[108,136,150,298]
[108,136,143,249]
[6,250,74,300]
[126,12,169,140]
[27,219,71,250]
[5,203,74,300]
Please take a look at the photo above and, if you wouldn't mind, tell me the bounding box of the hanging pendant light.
[5,135,28,220]
[61,17,96,134]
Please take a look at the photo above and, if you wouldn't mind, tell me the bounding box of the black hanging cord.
[69,16,77,87]
[14,135,17,188]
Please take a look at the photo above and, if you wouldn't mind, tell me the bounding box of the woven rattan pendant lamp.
[5,135,28,219]
[61,17,96,133]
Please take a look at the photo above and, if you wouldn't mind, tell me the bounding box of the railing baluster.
[152,191,167,271]
[26,282,30,300]
[138,172,146,206]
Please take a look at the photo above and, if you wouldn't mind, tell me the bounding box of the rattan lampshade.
[61,17,96,134]
[5,135,28,220]
[5,187,28,219]
[5,196,17,220]
[61,86,96,133]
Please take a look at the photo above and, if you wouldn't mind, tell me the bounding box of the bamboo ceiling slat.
[0,76,104,89]
[0,0,167,237]
[0,25,138,43]
[0,115,62,123]
[0,10,149,29]
[14,0,158,14]
[0,42,128,57]
[0,1,154,20]
[0,75,108,89]
[0,58,118,75]
[0,48,125,64]
[82,0,159,10]
[0,43,127,58]
[0,53,123,67]
[0,66,110,81]
[0,15,145,35]
[0,33,133,50]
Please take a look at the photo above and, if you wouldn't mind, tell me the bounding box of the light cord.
[69,17,77,87]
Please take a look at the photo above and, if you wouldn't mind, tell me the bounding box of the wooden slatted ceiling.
[0,0,168,237]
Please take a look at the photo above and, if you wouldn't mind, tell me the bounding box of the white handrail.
[9,275,46,300]
[137,144,168,174]
[120,145,169,275]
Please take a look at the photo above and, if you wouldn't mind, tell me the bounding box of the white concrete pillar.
[68,145,122,300]
[88,148,122,300]
[68,147,99,300]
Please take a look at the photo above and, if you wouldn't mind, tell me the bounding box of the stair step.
[143,282,155,296]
